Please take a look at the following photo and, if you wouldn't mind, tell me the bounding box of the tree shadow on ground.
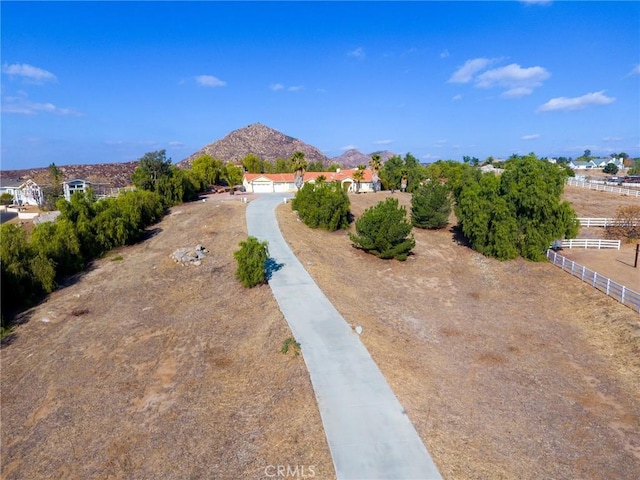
[265,257,284,281]
[135,227,163,243]
[450,224,472,248]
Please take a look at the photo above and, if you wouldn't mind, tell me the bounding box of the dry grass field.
[1,185,639,479]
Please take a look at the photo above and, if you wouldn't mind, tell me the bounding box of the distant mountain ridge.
[1,124,399,186]
[331,149,396,168]
[178,123,330,168]
[0,162,138,188]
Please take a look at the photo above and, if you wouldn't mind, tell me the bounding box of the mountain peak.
[179,124,328,167]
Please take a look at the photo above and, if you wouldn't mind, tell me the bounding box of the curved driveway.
[246,194,441,480]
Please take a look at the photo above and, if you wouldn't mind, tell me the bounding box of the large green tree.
[191,154,223,187]
[291,181,350,231]
[132,150,173,192]
[456,155,579,261]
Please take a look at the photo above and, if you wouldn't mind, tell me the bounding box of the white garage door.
[252,182,273,193]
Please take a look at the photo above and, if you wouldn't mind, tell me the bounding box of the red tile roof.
[244,169,374,183]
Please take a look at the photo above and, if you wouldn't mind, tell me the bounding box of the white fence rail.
[577,217,615,227]
[546,250,640,314]
[567,178,640,197]
[556,239,621,249]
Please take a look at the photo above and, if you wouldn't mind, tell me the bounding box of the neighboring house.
[0,178,44,206]
[63,179,91,201]
[595,157,625,169]
[243,169,375,194]
[568,160,597,170]
[480,164,504,174]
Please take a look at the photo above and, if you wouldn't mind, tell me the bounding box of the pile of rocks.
[171,244,208,266]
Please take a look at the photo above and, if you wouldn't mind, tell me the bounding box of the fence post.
[581,266,586,281]
[593,271,597,287]
[621,286,626,305]
[606,278,611,295]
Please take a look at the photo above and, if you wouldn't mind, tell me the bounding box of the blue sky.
[1,1,639,170]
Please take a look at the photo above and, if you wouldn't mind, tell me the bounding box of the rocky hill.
[331,149,397,168]
[178,123,329,168]
[1,126,400,187]
[1,162,138,188]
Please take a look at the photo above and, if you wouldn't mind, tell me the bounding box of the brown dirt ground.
[1,193,334,480]
[560,186,639,291]
[275,188,640,479]
[1,186,639,480]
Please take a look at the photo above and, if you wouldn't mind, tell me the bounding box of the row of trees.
[291,154,579,263]
[1,149,226,327]
[1,189,164,325]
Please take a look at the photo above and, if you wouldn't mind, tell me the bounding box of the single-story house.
[63,179,92,201]
[0,178,44,206]
[595,157,625,169]
[568,160,597,170]
[243,169,375,194]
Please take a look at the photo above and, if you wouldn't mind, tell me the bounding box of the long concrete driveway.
[246,194,442,480]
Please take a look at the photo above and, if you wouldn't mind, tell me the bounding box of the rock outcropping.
[171,244,208,266]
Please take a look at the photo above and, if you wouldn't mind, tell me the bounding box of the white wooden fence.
[577,217,615,227]
[567,178,640,197]
[555,239,621,249]
[546,250,640,314]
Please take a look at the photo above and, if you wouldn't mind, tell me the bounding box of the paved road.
[246,194,442,480]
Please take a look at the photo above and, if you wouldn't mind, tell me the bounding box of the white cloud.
[452,94,463,101]
[537,90,615,112]
[341,145,358,151]
[476,63,550,97]
[501,87,534,98]
[288,85,304,92]
[440,49,450,59]
[522,134,540,140]
[448,58,494,83]
[602,136,622,142]
[168,141,184,147]
[626,65,640,77]
[195,75,226,87]
[270,83,284,91]
[347,47,366,59]
[1,93,82,116]
[2,63,57,83]
[520,0,553,5]
[373,139,393,145]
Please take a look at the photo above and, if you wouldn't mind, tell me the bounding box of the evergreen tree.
[291,181,350,231]
[350,198,415,261]
[411,181,451,229]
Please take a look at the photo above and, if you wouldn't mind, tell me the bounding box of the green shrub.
[0,193,13,205]
[411,182,451,229]
[234,236,270,288]
[291,181,350,231]
[349,197,415,261]
[281,337,301,356]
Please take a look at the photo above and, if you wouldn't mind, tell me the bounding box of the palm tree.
[352,168,365,194]
[369,154,382,192]
[291,151,307,190]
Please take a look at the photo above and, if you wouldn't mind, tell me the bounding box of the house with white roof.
[0,178,44,206]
